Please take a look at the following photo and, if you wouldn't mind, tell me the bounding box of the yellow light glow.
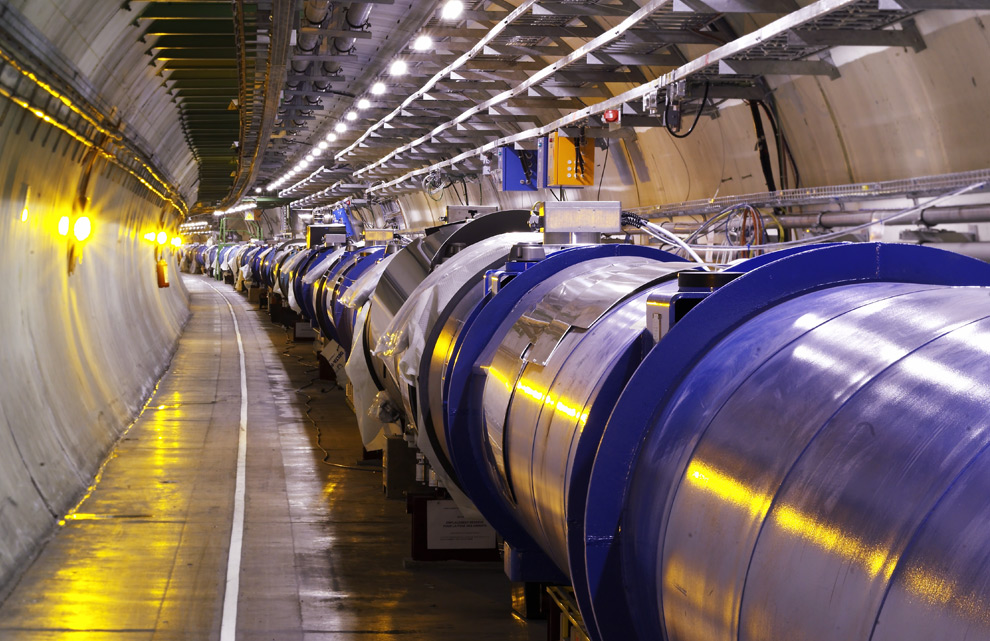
[171,237,182,247]
[20,206,27,222]
[73,216,91,241]
[683,460,897,580]
[516,380,546,403]
[144,232,157,242]
[513,376,588,425]
[57,215,69,236]
[157,231,167,245]
[485,365,513,392]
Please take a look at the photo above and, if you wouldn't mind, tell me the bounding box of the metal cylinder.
[441,244,689,586]
[364,211,532,404]
[779,204,990,228]
[622,281,990,641]
[585,243,990,641]
[478,256,688,574]
[920,241,990,261]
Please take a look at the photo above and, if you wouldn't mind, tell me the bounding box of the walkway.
[0,275,543,641]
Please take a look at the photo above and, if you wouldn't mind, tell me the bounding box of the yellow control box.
[547,130,595,187]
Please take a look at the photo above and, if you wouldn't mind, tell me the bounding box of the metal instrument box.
[546,131,595,187]
[499,146,540,191]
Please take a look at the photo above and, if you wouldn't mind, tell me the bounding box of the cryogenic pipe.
[318,3,372,87]
[919,241,990,261]
[779,204,990,228]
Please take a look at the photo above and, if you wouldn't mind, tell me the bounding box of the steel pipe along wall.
[0,100,190,589]
[356,234,990,641]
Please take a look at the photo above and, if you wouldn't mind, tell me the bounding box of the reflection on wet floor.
[0,276,545,641]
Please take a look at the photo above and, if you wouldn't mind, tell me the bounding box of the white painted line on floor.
[209,283,249,641]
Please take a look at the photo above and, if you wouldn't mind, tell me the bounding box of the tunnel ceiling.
[101,0,970,215]
[136,1,262,209]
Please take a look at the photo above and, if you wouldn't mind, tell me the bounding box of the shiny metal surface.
[424,281,488,478]
[365,213,531,405]
[621,282,990,641]
[278,250,310,300]
[478,258,687,574]
[370,233,541,510]
[323,247,385,350]
[365,234,447,370]
[300,246,347,321]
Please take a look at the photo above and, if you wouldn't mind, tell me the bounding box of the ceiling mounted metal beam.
[142,20,235,36]
[137,4,239,20]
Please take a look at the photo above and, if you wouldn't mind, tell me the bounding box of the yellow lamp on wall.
[73,216,91,242]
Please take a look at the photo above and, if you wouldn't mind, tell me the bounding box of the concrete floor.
[0,275,545,641]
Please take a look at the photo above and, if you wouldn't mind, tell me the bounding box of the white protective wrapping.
[291,247,347,314]
[339,252,395,311]
[345,304,394,450]
[278,250,309,299]
[305,247,347,290]
[235,246,253,291]
[374,232,541,410]
[372,232,540,518]
[342,253,397,449]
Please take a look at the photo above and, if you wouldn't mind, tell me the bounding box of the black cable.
[761,101,787,189]
[448,178,463,205]
[749,100,778,193]
[755,99,795,241]
[285,345,380,473]
[574,129,586,179]
[597,140,611,200]
[758,98,801,189]
[461,178,470,206]
[520,150,534,186]
[666,81,710,139]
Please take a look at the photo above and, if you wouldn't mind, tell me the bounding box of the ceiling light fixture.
[389,59,408,76]
[371,81,386,95]
[346,111,357,121]
[334,122,347,133]
[441,0,464,20]
[413,35,433,51]
[357,98,371,110]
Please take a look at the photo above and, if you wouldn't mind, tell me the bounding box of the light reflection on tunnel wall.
[0,101,190,589]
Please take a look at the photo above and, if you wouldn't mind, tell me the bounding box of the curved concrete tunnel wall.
[5,0,200,204]
[0,99,190,590]
[390,10,990,229]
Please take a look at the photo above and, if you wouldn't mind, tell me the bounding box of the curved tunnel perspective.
[2,1,990,640]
